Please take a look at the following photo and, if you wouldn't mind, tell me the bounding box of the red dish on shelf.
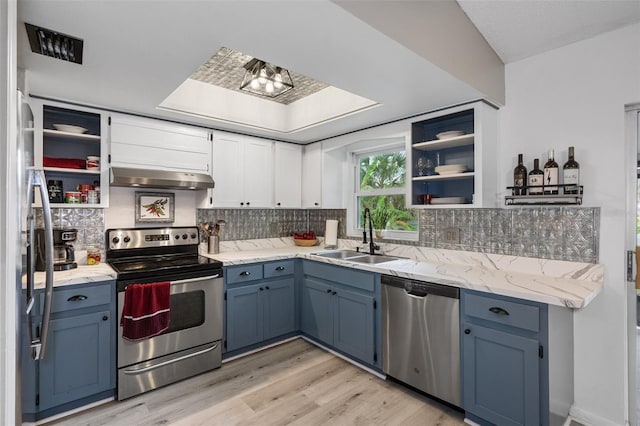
[43,156,86,169]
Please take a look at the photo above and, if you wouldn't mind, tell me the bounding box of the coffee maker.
[35,228,78,271]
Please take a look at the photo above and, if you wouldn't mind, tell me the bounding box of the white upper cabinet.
[274,143,302,208]
[109,114,211,173]
[211,133,273,208]
[301,143,322,208]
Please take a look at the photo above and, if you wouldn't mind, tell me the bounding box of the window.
[355,148,418,240]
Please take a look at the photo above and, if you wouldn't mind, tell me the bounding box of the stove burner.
[106,227,223,283]
[109,254,220,275]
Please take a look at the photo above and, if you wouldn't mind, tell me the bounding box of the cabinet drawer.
[264,260,294,278]
[47,283,113,314]
[463,292,540,333]
[226,264,264,285]
[304,261,375,293]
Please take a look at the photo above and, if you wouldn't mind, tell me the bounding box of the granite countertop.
[204,238,604,309]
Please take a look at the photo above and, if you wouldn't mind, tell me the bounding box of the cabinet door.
[274,143,302,208]
[212,135,245,207]
[263,277,296,340]
[110,114,211,172]
[462,323,540,426]
[226,284,264,351]
[243,138,273,207]
[333,288,375,364]
[38,310,113,411]
[300,277,334,344]
[302,143,322,208]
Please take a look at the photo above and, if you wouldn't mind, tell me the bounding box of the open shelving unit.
[32,99,109,208]
[407,101,498,208]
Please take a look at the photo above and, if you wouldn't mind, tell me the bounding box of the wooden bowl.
[294,238,318,247]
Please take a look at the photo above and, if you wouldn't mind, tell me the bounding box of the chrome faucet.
[362,208,380,255]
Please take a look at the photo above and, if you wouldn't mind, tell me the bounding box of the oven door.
[117,274,223,368]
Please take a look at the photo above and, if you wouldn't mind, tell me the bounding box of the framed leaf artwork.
[135,192,175,223]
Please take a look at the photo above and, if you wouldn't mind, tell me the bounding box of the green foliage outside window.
[358,151,417,232]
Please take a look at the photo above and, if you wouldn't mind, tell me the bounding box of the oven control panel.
[107,227,199,250]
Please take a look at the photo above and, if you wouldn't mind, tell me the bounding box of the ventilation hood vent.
[110,167,214,190]
[25,23,84,64]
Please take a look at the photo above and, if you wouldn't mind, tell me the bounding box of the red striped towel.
[120,282,170,341]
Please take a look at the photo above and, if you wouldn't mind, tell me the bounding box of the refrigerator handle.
[29,170,54,360]
[25,173,35,315]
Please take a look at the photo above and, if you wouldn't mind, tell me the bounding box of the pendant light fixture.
[240,58,294,98]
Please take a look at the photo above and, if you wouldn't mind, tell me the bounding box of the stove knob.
[182,234,188,240]
[112,237,120,244]
[123,236,131,243]
[190,233,197,239]
[175,234,180,239]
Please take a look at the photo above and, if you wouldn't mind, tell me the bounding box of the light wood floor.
[45,338,465,426]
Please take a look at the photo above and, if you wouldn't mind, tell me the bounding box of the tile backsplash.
[35,208,105,251]
[39,206,600,264]
[196,209,347,241]
[419,207,599,263]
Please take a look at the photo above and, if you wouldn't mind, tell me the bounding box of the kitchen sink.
[311,250,402,264]
[311,250,362,259]
[345,255,402,264]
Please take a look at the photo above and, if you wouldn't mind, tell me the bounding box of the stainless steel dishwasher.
[382,275,461,407]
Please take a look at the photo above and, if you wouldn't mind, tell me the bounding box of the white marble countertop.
[32,263,117,290]
[203,238,603,309]
[30,238,603,309]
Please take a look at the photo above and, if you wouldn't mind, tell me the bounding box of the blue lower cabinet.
[22,280,116,421]
[300,268,377,366]
[225,262,296,353]
[263,278,296,340]
[334,288,375,364]
[39,310,113,412]
[460,289,570,426]
[300,277,334,343]
[226,284,264,351]
[462,322,540,426]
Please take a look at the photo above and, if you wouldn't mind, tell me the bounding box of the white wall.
[105,187,197,229]
[500,24,640,425]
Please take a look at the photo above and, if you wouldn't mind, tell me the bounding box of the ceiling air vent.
[25,23,83,64]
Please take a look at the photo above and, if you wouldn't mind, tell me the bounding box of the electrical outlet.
[443,227,461,244]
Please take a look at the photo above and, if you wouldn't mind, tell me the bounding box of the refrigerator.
[17,90,54,423]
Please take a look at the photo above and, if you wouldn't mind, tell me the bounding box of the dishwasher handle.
[382,275,459,299]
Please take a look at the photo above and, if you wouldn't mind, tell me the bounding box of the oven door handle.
[122,342,219,375]
[170,274,221,285]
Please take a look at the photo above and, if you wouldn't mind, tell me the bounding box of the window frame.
[350,143,418,242]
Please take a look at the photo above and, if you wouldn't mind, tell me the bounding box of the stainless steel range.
[106,226,223,400]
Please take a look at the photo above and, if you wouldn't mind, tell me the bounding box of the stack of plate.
[430,197,467,205]
[435,164,467,175]
[436,131,464,140]
[53,124,88,134]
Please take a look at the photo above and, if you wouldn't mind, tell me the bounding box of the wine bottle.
[513,153,527,195]
[543,149,559,195]
[563,146,580,194]
[528,158,543,195]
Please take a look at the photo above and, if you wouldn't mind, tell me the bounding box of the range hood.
[110,167,214,190]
